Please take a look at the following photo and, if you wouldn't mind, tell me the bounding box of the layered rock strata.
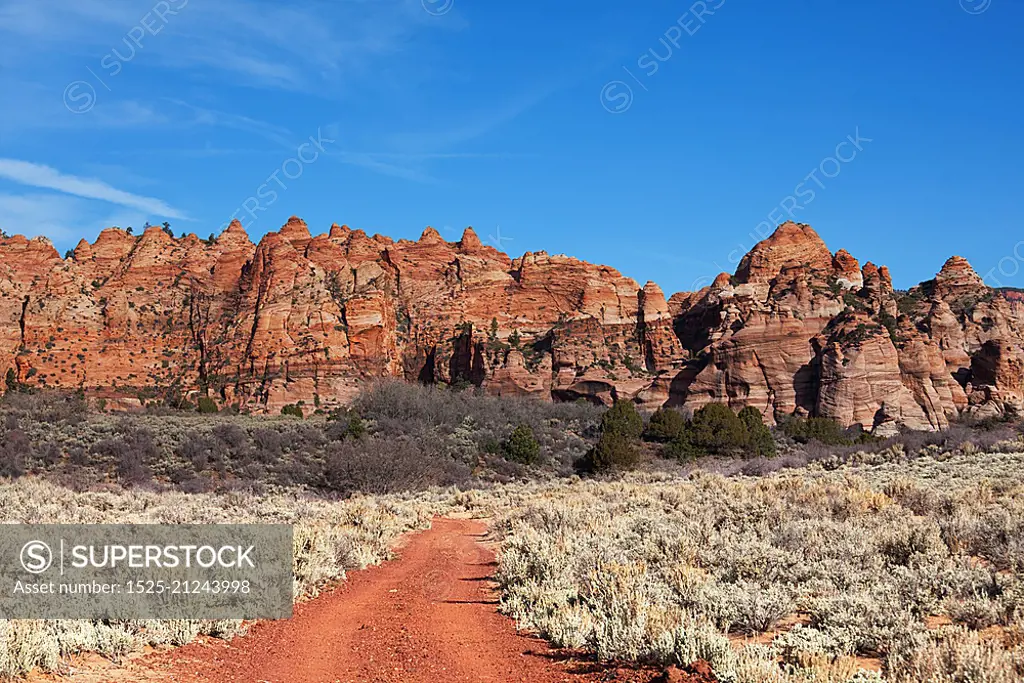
[1,219,1021,430]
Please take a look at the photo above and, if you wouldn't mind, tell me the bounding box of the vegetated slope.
[2,219,1023,433]
[0,383,602,492]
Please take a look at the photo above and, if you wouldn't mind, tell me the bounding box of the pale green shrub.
[493,450,1024,682]
[887,626,1023,683]
[0,478,434,677]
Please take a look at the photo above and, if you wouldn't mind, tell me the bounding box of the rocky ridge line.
[1,219,1020,432]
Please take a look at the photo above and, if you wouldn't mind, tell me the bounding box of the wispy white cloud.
[165,99,298,148]
[0,81,170,131]
[0,0,138,44]
[0,0,510,189]
[329,151,440,184]
[113,146,272,159]
[382,86,557,154]
[167,101,442,183]
[0,192,145,248]
[162,0,462,91]
[0,159,187,219]
[0,0,452,94]
[0,193,85,243]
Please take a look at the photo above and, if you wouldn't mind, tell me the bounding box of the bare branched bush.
[0,384,601,493]
[324,437,470,495]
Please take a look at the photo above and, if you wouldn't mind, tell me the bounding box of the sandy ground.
[36,518,678,683]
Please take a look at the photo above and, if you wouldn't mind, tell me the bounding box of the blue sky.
[0,0,1021,295]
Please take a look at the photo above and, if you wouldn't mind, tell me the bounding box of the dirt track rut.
[117,518,657,683]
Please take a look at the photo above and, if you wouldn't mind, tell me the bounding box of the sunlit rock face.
[2,219,1022,428]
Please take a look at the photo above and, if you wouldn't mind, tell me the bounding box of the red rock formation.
[933,256,986,299]
[2,219,1023,428]
[832,249,863,290]
[638,282,686,373]
[816,315,913,431]
[968,339,1024,418]
[667,225,1024,429]
[735,222,833,284]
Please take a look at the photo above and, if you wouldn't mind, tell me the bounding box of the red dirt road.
[127,518,660,683]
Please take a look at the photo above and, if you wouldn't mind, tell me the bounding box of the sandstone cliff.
[1,219,1021,431]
